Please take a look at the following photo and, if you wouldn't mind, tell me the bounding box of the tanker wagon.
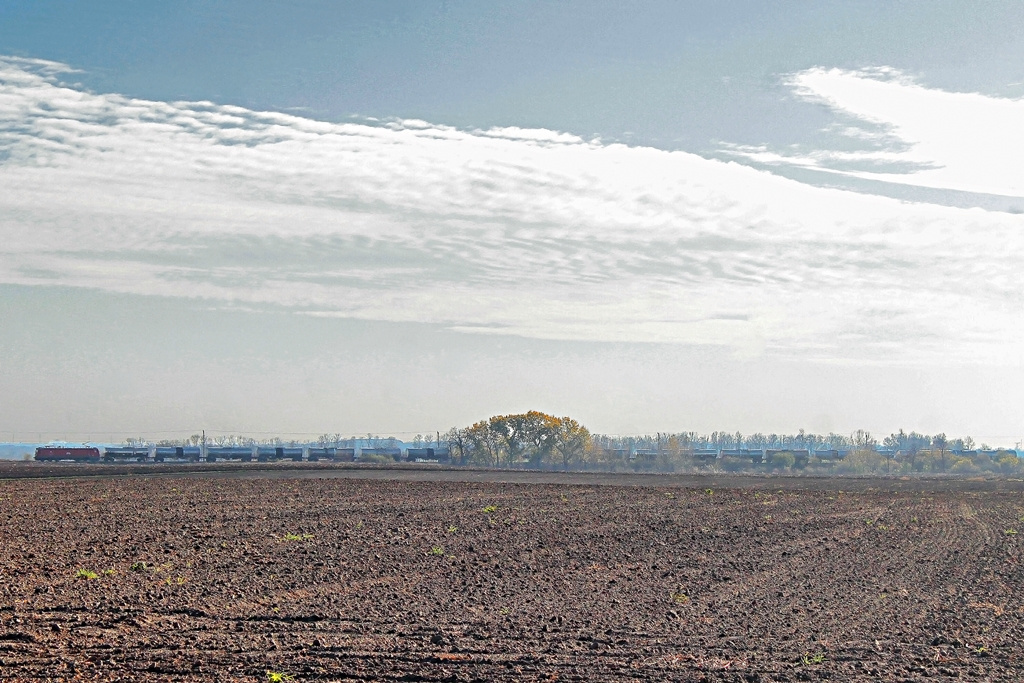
[307,447,354,462]
[205,446,254,462]
[103,445,149,462]
[256,446,304,462]
[153,446,201,462]
[35,445,102,463]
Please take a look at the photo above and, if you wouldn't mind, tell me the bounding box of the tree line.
[591,428,987,454]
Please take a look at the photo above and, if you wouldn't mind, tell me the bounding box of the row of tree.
[828,446,1022,475]
[591,429,990,455]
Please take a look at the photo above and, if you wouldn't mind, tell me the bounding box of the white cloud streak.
[0,57,1022,363]
[730,67,1024,200]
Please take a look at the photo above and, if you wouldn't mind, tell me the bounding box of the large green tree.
[548,415,591,470]
[447,411,590,468]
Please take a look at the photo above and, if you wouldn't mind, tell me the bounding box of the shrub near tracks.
[0,477,1023,680]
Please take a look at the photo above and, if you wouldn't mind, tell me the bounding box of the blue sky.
[1,2,1023,443]
[4,1,1023,148]
[5,2,1024,148]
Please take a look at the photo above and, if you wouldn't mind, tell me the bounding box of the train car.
[718,448,765,466]
[307,447,355,462]
[256,446,303,462]
[813,449,842,461]
[35,445,101,463]
[103,446,149,462]
[405,447,452,464]
[281,447,303,462]
[719,448,765,464]
[406,447,449,463]
[405,447,434,462]
[154,446,201,462]
[206,446,253,462]
[692,449,719,463]
[306,446,333,462]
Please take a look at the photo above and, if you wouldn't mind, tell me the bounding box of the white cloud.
[731,67,1024,199]
[0,57,1022,363]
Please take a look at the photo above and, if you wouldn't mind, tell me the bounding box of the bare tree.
[933,433,950,471]
[442,427,471,465]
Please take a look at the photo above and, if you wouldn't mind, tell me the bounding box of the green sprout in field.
[129,561,147,572]
[670,590,689,605]
[802,652,826,665]
[101,568,116,576]
[75,568,99,580]
[430,546,444,556]
[447,524,458,533]
[1005,529,1018,536]
[482,505,498,514]
[704,489,713,496]
[266,672,294,682]
[282,533,314,542]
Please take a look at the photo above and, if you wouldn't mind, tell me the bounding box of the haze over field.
[1,2,1022,443]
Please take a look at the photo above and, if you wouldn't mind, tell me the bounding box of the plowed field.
[2,472,1024,681]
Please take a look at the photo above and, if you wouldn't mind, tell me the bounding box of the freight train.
[34,444,357,463]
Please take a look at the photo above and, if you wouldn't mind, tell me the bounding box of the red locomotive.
[34,445,102,463]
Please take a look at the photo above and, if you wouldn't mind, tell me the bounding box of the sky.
[1,1,1023,444]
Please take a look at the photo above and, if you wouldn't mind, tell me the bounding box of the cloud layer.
[1,57,1022,362]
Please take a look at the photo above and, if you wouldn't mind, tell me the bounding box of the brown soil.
[1,471,1024,681]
